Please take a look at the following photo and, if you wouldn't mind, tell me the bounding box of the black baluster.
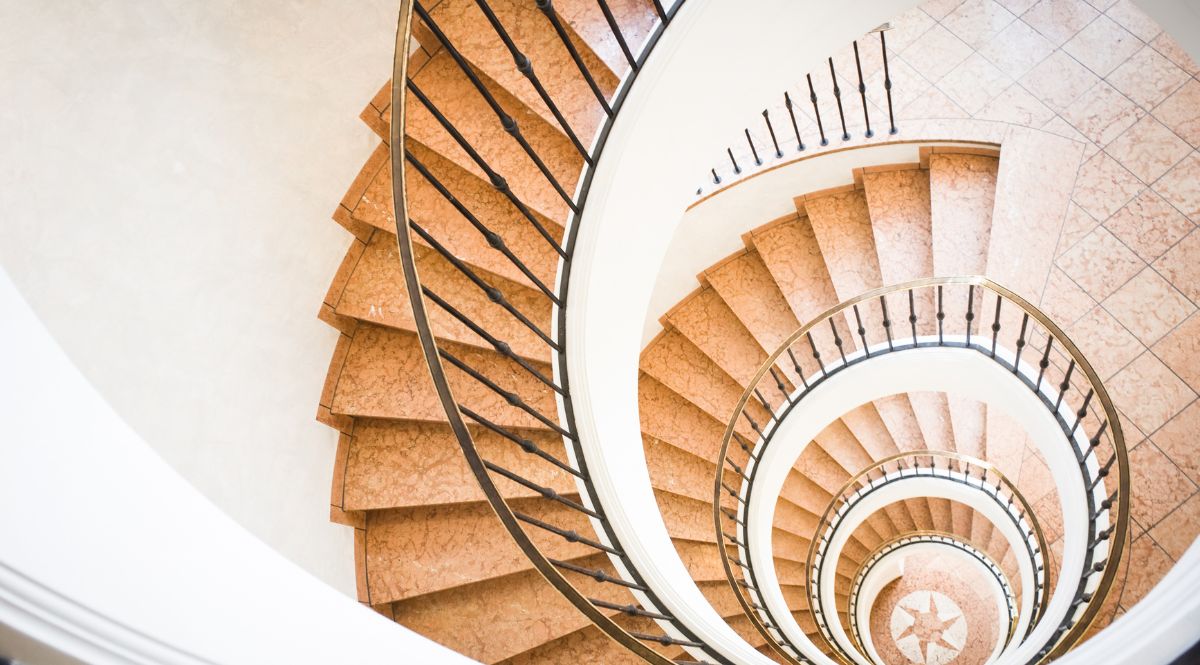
[763,109,783,158]
[473,0,590,163]
[787,348,810,390]
[727,147,741,174]
[651,0,667,21]
[965,284,976,346]
[745,129,762,166]
[990,294,1002,357]
[880,30,897,135]
[535,0,613,116]
[1055,360,1076,412]
[830,318,848,364]
[784,91,806,151]
[853,304,870,357]
[808,331,827,376]
[1013,313,1029,373]
[711,168,720,185]
[881,295,894,351]
[937,285,945,345]
[852,41,873,138]
[908,288,918,345]
[769,366,791,403]
[596,0,638,72]
[807,74,829,146]
[829,58,851,141]
[1036,337,1054,391]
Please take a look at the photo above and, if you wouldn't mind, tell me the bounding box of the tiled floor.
[884,0,1200,614]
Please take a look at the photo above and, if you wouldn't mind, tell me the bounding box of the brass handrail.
[844,530,1019,659]
[388,1,719,662]
[805,450,1050,661]
[713,276,1130,665]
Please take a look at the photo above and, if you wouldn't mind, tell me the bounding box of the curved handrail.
[387,1,728,662]
[846,531,1019,660]
[713,276,1130,665]
[805,450,1049,661]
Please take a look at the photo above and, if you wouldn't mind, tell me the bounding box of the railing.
[703,26,897,192]
[806,451,1048,661]
[846,531,1019,660]
[389,1,729,662]
[714,276,1130,665]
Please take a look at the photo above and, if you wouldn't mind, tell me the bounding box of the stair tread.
[929,153,998,277]
[705,250,802,355]
[556,0,658,77]
[862,166,934,285]
[748,215,841,323]
[665,286,775,390]
[638,374,727,462]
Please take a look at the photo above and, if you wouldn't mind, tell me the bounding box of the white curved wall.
[0,1,398,592]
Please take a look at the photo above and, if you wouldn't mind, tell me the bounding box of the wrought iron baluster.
[966,284,976,346]
[852,41,873,138]
[437,348,571,437]
[727,147,741,174]
[786,348,810,390]
[1014,313,1030,373]
[880,30,897,134]
[937,285,945,344]
[880,295,894,351]
[711,168,721,185]
[1036,336,1054,391]
[830,318,848,365]
[596,0,638,71]
[853,304,870,357]
[909,288,918,345]
[763,109,783,158]
[808,331,827,376]
[458,405,581,476]
[784,91,805,151]
[807,74,828,146]
[828,57,850,141]
[990,294,1002,357]
[535,0,614,115]
[745,129,762,166]
[1055,360,1077,412]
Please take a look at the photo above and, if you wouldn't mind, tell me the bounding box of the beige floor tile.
[1082,0,1118,10]
[1062,81,1146,147]
[1150,31,1200,76]
[1106,115,1192,183]
[1108,351,1197,433]
[899,82,971,119]
[943,0,1018,48]
[1056,202,1101,255]
[1057,226,1145,300]
[923,0,970,20]
[1022,0,1100,45]
[1102,267,1195,345]
[1040,266,1097,325]
[979,18,1057,78]
[888,6,938,51]
[997,0,1040,13]
[1104,0,1162,42]
[1063,15,1143,77]
[1104,189,1195,261]
[1154,152,1200,221]
[939,52,1015,114]
[1149,493,1200,560]
[1021,49,1102,112]
[1153,79,1200,149]
[1119,534,1174,608]
[901,23,975,82]
[977,82,1056,126]
[1070,150,1145,221]
[1042,113,1101,159]
[1127,440,1198,526]
[1152,313,1200,394]
[1149,400,1200,485]
[1106,44,1191,110]
[1153,228,1200,302]
[1067,305,1145,379]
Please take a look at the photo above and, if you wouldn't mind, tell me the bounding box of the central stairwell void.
[316,0,1200,663]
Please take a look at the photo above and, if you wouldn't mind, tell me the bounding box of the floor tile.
[1154,228,1200,302]
[899,81,971,119]
[1106,115,1192,183]
[1022,0,1100,45]
[1070,151,1144,221]
[1067,304,1145,379]
[1106,44,1190,110]
[977,82,1056,125]
[939,52,1015,114]
[1149,493,1200,560]
[1104,189,1194,261]
[1063,15,1143,77]
[1081,0,1117,9]
[943,0,1018,48]
[1104,0,1162,42]
[923,0,969,20]
[1127,440,1198,526]
[1062,81,1145,147]
[1108,351,1197,433]
[901,23,975,82]
[997,0,1041,13]
[1040,266,1097,324]
[1102,267,1195,345]
[1057,225,1144,299]
[1152,312,1200,394]
[1153,79,1200,149]
[1153,152,1200,221]
[888,6,938,51]
[1149,400,1200,485]
[1056,202,1100,256]
[1150,31,1200,76]
[979,18,1057,78]
[1021,49,1102,113]
[1120,534,1174,608]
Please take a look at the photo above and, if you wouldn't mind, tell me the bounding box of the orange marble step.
[389,553,626,663]
[329,231,552,363]
[793,443,853,495]
[663,286,790,406]
[425,0,617,147]
[405,50,581,222]
[403,139,563,291]
[363,495,598,604]
[329,324,556,430]
[746,214,842,324]
[948,393,987,459]
[812,419,874,478]
[929,152,999,277]
[802,186,886,341]
[705,249,803,357]
[639,328,770,436]
[554,0,658,77]
[655,490,719,544]
[338,419,574,511]
[778,467,834,517]
[840,401,902,461]
[498,623,660,665]
[642,435,717,504]
[773,497,820,538]
[638,373,727,462]
[862,165,933,285]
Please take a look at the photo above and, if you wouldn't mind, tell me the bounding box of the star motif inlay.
[889,590,967,665]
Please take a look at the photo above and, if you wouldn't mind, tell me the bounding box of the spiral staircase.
[316,0,1199,663]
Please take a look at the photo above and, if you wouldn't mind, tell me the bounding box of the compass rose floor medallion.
[889,590,967,665]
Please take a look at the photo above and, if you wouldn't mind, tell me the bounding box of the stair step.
[748,215,841,323]
[929,152,999,277]
[643,436,717,504]
[705,249,802,355]
[638,374,727,462]
[556,0,658,76]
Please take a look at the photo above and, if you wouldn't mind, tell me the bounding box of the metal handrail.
[389,1,725,662]
[713,276,1130,665]
[845,531,1019,659]
[805,450,1049,661]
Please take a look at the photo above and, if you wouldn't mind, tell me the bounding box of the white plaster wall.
[0,1,397,592]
